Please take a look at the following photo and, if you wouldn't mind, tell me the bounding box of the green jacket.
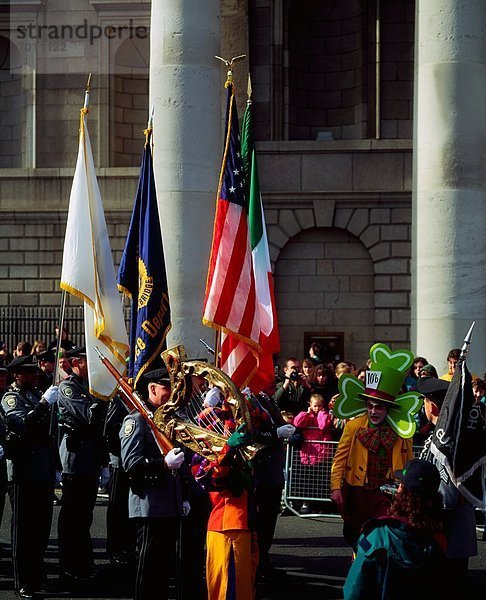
[344,517,447,599]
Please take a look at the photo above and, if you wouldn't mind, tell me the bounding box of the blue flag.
[117,130,171,386]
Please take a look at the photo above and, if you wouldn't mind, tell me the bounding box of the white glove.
[42,385,59,405]
[277,424,296,439]
[100,466,111,489]
[204,387,221,408]
[182,500,191,517]
[164,448,184,470]
[0,445,4,461]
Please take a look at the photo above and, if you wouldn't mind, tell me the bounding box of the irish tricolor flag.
[240,95,280,393]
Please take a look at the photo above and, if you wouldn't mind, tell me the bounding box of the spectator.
[311,363,338,408]
[0,341,12,368]
[274,358,312,416]
[14,341,32,358]
[440,348,461,381]
[307,341,323,365]
[356,366,368,382]
[335,362,354,379]
[404,356,428,391]
[294,393,333,464]
[294,394,333,515]
[472,378,486,404]
[31,340,47,355]
[301,358,315,384]
[48,325,75,352]
[343,459,447,599]
[419,363,438,378]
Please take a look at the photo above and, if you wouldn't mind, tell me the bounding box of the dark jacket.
[58,373,108,475]
[343,517,447,599]
[1,385,56,484]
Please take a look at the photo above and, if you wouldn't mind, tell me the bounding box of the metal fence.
[0,305,130,352]
[282,439,424,518]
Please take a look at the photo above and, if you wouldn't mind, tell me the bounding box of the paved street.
[0,495,485,599]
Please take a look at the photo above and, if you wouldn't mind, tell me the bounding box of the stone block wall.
[0,69,23,168]
[113,73,149,167]
[249,0,415,141]
[0,211,130,309]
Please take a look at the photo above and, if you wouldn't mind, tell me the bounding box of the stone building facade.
[0,0,423,368]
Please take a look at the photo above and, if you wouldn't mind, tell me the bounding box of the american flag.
[203,84,261,388]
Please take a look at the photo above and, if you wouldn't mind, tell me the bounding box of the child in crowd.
[294,393,333,464]
[293,394,333,514]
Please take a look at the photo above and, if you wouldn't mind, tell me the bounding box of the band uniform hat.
[6,354,40,372]
[37,349,56,363]
[416,376,449,399]
[143,367,171,385]
[64,346,87,359]
[395,459,441,494]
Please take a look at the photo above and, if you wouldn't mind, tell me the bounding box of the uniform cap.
[6,355,40,372]
[37,349,56,363]
[143,367,171,385]
[416,376,449,399]
[64,346,87,359]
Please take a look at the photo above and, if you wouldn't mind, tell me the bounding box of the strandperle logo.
[15,18,148,45]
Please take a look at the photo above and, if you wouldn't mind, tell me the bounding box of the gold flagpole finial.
[144,106,154,146]
[215,55,246,88]
[83,73,92,111]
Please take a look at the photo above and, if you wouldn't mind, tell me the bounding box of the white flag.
[61,109,129,399]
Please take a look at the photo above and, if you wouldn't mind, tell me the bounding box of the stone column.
[150,1,220,357]
[412,0,486,375]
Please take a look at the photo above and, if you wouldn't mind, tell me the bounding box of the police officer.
[1,355,58,599]
[105,394,136,567]
[120,367,188,600]
[57,346,109,585]
[36,349,56,392]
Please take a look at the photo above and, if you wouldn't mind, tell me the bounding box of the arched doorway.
[274,226,374,365]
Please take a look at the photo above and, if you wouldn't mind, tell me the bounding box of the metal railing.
[282,440,424,518]
[0,305,130,352]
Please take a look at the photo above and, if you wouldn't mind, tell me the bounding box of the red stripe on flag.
[204,200,230,302]
[220,333,258,389]
[213,204,252,327]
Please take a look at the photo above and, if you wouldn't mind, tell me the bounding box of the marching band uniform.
[57,346,109,583]
[1,355,57,599]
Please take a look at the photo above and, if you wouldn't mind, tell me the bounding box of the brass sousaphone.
[153,345,262,462]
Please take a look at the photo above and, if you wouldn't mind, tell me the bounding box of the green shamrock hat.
[332,343,423,439]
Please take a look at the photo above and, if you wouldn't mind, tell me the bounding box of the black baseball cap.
[395,459,440,494]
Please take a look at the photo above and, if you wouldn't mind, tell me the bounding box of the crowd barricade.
[282,436,424,518]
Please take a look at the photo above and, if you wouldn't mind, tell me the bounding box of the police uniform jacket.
[120,411,183,519]
[1,384,56,484]
[58,373,108,476]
